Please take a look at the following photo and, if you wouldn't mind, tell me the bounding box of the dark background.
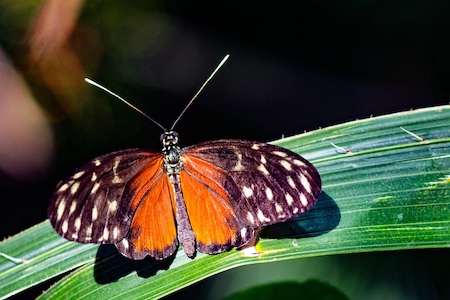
[0,1,449,299]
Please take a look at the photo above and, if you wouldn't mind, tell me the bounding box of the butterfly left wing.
[180,140,321,253]
[116,170,178,260]
[48,149,178,260]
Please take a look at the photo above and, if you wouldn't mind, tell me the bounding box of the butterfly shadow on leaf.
[260,192,340,239]
[93,245,176,284]
[92,192,337,284]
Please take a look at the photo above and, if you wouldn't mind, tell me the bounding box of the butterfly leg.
[169,174,196,257]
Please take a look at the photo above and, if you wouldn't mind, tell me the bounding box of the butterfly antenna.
[85,78,166,131]
[170,54,230,131]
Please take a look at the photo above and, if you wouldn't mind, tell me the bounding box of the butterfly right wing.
[48,149,178,260]
[180,140,321,254]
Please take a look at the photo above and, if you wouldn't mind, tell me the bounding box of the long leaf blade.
[0,105,449,299]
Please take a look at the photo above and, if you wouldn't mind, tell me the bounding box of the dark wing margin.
[181,139,321,249]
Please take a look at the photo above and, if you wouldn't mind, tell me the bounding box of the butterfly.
[48,55,322,260]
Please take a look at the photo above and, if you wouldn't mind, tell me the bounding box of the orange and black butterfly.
[48,55,321,260]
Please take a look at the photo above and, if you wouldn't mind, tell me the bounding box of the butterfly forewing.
[48,149,178,259]
[181,140,321,251]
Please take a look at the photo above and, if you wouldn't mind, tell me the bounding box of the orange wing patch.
[181,154,240,254]
[117,157,178,260]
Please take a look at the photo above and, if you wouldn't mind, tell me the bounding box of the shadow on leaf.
[93,192,338,283]
[93,245,175,284]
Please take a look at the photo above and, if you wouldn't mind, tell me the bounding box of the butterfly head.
[161,131,182,174]
[160,130,179,146]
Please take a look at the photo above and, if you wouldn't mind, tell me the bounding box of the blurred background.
[0,1,449,299]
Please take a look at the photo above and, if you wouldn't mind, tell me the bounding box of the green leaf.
[1,105,449,299]
[0,222,97,299]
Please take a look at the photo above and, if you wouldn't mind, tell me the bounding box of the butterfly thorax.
[161,131,182,174]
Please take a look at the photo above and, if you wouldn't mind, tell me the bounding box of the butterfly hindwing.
[181,140,321,250]
[179,158,254,254]
[116,172,178,260]
[48,149,178,259]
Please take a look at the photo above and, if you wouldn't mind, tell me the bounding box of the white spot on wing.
[112,175,122,184]
[251,144,259,150]
[72,170,85,179]
[299,174,312,194]
[113,226,120,239]
[280,160,292,171]
[246,211,255,224]
[70,182,80,195]
[86,224,93,240]
[293,207,299,214]
[74,217,81,231]
[113,158,120,173]
[61,220,68,234]
[56,198,66,221]
[285,193,294,206]
[232,151,245,171]
[240,227,248,238]
[257,209,271,222]
[94,159,101,166]
[58,183,69,192]
[260,155,267,164]
[275,203,286,218]
[273,150,288,157]
[91,182,100,194]
[292,159,306,167]
[91,172,97,181]
[265,187,274,200]
[109,200,118,213]
[299,193,309,206]
[243,186,254,198]
[92,206,98,221]
[103,228,109,240]
[121,239,129,250]
[275,203,283,212]
[69,201,77,216]
[287,176,296,189]
[257,164,270,175]
[112,158,122,183]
